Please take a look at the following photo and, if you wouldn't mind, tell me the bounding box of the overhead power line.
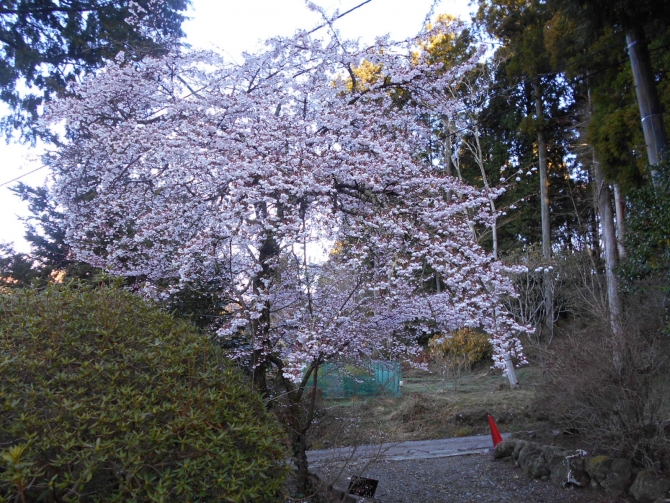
[0,2,375,188]
[307,0,373,35]
[0,165,47,188]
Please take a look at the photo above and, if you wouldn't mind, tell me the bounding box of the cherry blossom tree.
[45,28,530,490]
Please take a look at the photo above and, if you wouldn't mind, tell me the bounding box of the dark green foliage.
[0,183,97,288]
[471,0,589,254]
[587,58,646,191]
[1,183,98,287]
[546,0,669,190]
[0,284,287,502]
[11,183,70,271]
[621,158,670,291]
[475,0,553,77]
[0,243,43,287]
[0,0,189,141]
[2,184,227,329]
[574,0,670,32]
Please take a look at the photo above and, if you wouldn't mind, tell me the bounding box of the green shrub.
[0,284,287,502]
[622,158,670,294]
[428,329,492,390]
[428,328,492,365]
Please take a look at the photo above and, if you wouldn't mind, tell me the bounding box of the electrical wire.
[3,10,662,188]
[0,165,47,188]
[307,0,374,35]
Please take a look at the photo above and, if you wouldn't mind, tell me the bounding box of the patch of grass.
[454,426,474,437]
[308,364,547,449]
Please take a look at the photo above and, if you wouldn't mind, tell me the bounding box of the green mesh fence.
[307,361,401,399]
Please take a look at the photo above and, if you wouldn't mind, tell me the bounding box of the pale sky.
[0,0,472,253]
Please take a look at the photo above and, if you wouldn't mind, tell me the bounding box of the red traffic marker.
[487,414,503,448]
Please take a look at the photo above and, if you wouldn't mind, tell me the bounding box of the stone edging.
[493,438,670,503]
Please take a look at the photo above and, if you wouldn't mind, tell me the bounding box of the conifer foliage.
[0,0,189,140]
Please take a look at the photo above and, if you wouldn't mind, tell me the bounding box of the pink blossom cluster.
[45,28,531,377]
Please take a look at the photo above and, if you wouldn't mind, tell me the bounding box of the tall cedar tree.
[473,0,583,256]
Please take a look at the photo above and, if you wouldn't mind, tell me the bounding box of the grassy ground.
[308,363,549,450]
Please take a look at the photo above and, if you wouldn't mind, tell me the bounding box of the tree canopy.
[45,33,530,368]
[0,0,189,141]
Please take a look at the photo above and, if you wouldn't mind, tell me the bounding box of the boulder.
[586,455,614,484]
[565,456,590,487]
[517,442,539,466]
[584,455,631,493]
[512,440,529,461]
[629,471,670,503]
[494,436,634,495]
[541,445,571,488]
[600,459,632,493]
[546,452,590,488]
[525,452,551,479]
[516,442,550,479]
[493,439,517,459]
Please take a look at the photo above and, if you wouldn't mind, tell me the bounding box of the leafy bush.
[0,284,287,502]
[429,329,492,390]
[428,328,492,365]
[622,157,670,296]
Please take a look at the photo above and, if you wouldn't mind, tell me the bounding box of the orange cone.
[487,414,503,448]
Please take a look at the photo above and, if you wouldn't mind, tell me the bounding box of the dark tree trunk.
[534,78,553,332]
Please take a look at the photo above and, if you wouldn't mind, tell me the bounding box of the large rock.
[524,452,551,479]
[586,455,614,484]
[493,439,517,459]
[585,455,631,493]
[512,440,529,461]
[565,456,591,487]
[517,442,539,466]
[542,445,571,487]
[515,442,551,479]
[600,459,632,493]
[629,471,670,503]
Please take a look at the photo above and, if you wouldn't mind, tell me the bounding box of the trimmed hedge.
[0,284,286,502]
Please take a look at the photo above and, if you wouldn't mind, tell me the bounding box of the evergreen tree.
[0,183,97,287]
[0,0,190,141]
[556,0,669,168]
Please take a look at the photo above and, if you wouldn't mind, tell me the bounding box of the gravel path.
[307,434,510,467]
[314,453,632,503]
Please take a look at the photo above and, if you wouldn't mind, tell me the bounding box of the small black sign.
[347,475,379,498]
